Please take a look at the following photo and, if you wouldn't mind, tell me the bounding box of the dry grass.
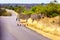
[20,16,60,39]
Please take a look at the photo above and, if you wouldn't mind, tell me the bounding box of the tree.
[54,0,57,3]
[5,6,14,10]
[14,6,25,14]
[45,3,58,17]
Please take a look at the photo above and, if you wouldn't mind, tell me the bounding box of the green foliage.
[3,2,60,17]
[5,6,25,14]
[30,3,60,17]
[14,6,25,13]
[5,6,14,10]
[22,10,32,15]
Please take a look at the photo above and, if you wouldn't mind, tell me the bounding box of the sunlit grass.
[20,18,60,37]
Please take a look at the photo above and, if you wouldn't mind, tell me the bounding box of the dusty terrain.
[20,16,60,37]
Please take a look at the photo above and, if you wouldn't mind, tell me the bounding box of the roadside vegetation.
[0,0,60,25]
[0,8,12,16]
[3,1,60,25]
[0,0,60,38]
[3,2,60,18]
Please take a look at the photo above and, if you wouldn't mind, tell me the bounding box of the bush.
[0,8,12,16]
